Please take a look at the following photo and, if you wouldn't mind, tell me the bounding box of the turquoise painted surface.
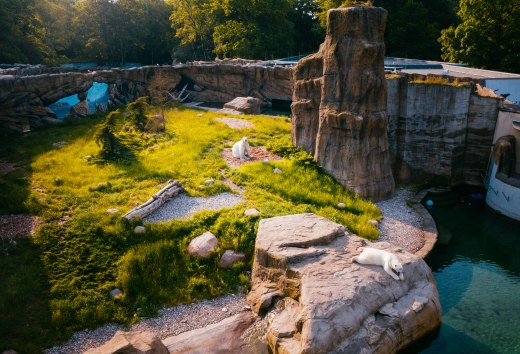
[48,82,109,119]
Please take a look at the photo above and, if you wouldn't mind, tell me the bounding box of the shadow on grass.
[0,238,55,353]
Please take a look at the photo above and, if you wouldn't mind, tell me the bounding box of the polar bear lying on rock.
[352,247,404,280]
[232,137,252,160]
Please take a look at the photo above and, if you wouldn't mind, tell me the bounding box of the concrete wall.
[387,77,501,186]
[486,163,520,220]
[494,110,520,172]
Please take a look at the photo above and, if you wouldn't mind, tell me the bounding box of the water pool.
[419,202,520,353]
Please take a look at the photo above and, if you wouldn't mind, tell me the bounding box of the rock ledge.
[247,213,441,353]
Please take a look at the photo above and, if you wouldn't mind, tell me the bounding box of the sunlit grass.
[0,104,379,352]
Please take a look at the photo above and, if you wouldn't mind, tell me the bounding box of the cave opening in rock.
[47,82,109,119]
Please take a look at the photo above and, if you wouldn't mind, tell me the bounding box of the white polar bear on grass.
[352,247,404,281]
[232,137,252,160]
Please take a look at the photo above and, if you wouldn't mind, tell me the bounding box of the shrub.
[125,97,149,132]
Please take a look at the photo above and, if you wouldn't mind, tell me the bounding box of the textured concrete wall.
[387,77,500,186]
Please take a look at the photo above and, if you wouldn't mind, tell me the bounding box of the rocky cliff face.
[292,7,395,200]
[386,77,502,185]
[247,213,441,353]
[0,63,291,132]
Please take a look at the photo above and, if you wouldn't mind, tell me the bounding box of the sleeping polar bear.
[352,247,404,281]
[232,137,252,160]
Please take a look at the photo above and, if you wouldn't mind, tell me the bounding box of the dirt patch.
[222,146,282,168]
[0,215,43,240]
[0,161,17,177]
[215,118,253,129]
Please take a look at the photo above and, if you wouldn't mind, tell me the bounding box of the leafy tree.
[0,0,74,64]
[125,97,149,132]
[167,0,215,60]
[213,20,254,58]
[317,0,458,60]
[439,0,520,73]
[289,0,324,55]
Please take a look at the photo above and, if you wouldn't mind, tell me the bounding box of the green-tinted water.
[421,203,520,354]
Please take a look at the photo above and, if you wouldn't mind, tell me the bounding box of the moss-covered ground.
[0,104,380,353]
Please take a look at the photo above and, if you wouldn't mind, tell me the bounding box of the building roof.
[271,55,520,80]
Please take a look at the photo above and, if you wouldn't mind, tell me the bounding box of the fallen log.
[123,180,184,221]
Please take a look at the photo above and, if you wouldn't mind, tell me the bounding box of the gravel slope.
[144,192,243,223]
[376,187,425,253]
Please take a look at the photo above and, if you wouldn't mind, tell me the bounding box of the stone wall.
[0,59,502,188]
[0,63,291,132]
[387,77,502,186]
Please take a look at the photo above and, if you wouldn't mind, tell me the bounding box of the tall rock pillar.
[292,7,395,200]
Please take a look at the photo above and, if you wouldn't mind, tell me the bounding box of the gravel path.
[45,294,249,354]
[0,215,42,240]
[215,117,253,129]
[144,192,243,223]
[376,187,425,253]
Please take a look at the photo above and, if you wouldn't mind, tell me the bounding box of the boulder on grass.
[219,250,246,268]
[187,231,218,258]
[222,97,269,115]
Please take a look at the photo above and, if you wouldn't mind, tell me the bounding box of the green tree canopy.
[316,0,458,60]
[439,0,520,73]
[168,0,298,60]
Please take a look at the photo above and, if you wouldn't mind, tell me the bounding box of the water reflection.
[420,203,520,354]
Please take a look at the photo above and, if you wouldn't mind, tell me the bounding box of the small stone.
[205,179,215,185]
[107,208,119,214]
[134,226,146,234]
[110,288,123,298]
[222,307,228,312]
[244,305,251,310]
[197,113,203,117]
[244,208,260,217]
[219,250,246,268]
[2,350,18,354]
[368,219,379,227]
[188,232,218,258]
[262,159,269,163]
[52,141,67,147]
[273,168,282,174]
[337,203,346,209]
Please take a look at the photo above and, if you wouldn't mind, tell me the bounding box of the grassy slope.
[0,106,379,353]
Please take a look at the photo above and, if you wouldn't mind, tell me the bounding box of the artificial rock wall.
[0,63,291,132]
[292,7,395,200]
[387,77,502,186]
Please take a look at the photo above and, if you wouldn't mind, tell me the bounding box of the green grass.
[410,76,471,88]
[0,104,379,353]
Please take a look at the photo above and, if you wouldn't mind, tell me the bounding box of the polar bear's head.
[390,258,404,280]
[242,137,249,143]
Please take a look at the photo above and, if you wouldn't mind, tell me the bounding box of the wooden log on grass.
[123,180,184,220]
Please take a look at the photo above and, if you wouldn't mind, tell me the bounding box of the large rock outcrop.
[292,7,395,200]
[247,213,441,353]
